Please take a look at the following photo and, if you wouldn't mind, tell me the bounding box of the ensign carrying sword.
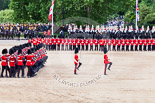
[74,48,82,75]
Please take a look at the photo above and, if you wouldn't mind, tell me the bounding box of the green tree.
[0,9,14,23]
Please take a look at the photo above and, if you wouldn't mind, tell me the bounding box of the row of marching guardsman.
[29,37,155,51]
[0,23,42,39]
[0,43,48,78]
[67,24,155,39]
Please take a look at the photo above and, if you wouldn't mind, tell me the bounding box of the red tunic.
[103,39,106,46]
[111,39,116,46]
[107,39,111,46]
[26,55,35,66]
[64,39,68,45]
[76,39,80,45]
[138,39,142,45]
[125,39,129,46]
[9,56,16,67]
[147,39,151,45]
[99,39,103,46]
[47,30,51,36]
[134,39,138,46]
[1,55,8,66]
[104,54,109,64]
[121,39,125,46]
[43,31,47,36]
[89,39,93,46]
[84,39,88,45]
[61,39,64,45]
[33,39,37,46]
[68,39,72,45]
[80,39,84,45]
[72,39,76,46]
[152,39,155,45]
[129,39,134,46]
[93,39,98,46]
[116,39,120,46]
[28,39,31,43]
[57,38,61,45]
[74,54,78,65]
[52,38,56,45]
[49,38,52,45]
[142,39,147,46]
[17,55,25,66]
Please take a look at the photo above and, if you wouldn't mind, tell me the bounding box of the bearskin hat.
[103,47,108,54]
[27,49,32,55]
[75,48,79,54]
[9,48,14,55]
[18,49,22,55]
[2,48,8,54]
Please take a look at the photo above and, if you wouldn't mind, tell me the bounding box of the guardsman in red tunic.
[47,30,51,37]
[28,39,31,43]
[147,39,151,51]
[151,39,155,51]
[89,39,93,51]
[107,39,111,51]
[60,39,65,51]
[111,39,116,51]
[68,39,72,50]
[43,31,47,37]
[84,39,89,51]
[9,49,16,78]
[142,39,147,51]
[93,39,98,51]
[125,39,129,51]
[49,38,52,51]
[74,48,82,75]
[17,49,25,78]
[134,39,138,51]
[80,39,84,50]
[26,49,35,78]
[76,39,80,50]
[121,39,125,51]
[103,47,112,75]
[32,38,37,49]
[129,39,134,51]
[1,49,9,77]
[116,39,121,51]
[56,38,61,50]
[64,38,68,51]
[99,39,103,51]
[72,39,76,50]
[45,38,48,50]
[138,39,142,51]
[52,38,56,50]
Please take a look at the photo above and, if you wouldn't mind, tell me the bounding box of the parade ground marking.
[53,74,102,88]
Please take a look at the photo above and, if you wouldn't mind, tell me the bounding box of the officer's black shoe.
[74,73,78,75]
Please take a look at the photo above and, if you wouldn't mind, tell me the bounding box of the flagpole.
[136,0,137,29]
[52,0,54,36]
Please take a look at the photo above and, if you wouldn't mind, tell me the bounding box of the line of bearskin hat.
[10,43,32,54]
